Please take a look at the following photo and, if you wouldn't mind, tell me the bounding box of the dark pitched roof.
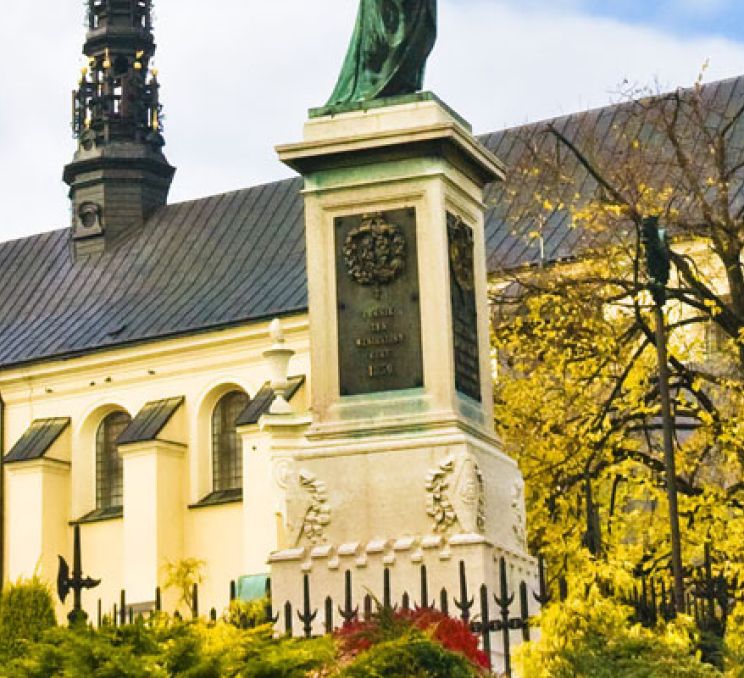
[117,396,184,445]
[1,76,742,370]
[482,75,744,272]
[5,418,70,463]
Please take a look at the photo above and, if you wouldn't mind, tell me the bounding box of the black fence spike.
[477,584,492,672]
[128,607,134,624]
[383,568,392,609]
[119,590,126,626]
[419,565,433,609]
[364,594,373,621]
[210,608,217,623]
[324,596,334,634]
[454,560,474,623]
[519,581,530,642]
[440,587,449,616]
[297,574,318,638]
[338,570,358,625]
[495,558,514,678]
[97,599,102,628]
[155,586,162,612]
[284,601,293,636]
[534,555,551,605]
[230,580,236,602]
[265,578,279,624]
[192,583,199,619]
[113,603,118,627]
[402,591,410,611]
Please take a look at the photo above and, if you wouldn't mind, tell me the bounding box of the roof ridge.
[479,73,744,139]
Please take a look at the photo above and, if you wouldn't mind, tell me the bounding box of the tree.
[490,70,744,605]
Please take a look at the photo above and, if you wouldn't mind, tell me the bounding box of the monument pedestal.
[273,95,536,664]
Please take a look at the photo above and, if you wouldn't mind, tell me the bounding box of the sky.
[1,0,744,242]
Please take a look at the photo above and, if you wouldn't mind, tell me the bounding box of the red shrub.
[334,606,489,669]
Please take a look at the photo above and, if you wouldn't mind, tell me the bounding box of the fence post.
[402,591,410,611]
[363,594,373,621]
[192,583,199,619]
[97,599,102,628]
[155,586,161,612]
[230,579,236,602]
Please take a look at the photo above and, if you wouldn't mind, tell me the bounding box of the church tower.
[63,0,175,255]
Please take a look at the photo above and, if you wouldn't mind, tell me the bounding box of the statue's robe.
[328,0,437,105]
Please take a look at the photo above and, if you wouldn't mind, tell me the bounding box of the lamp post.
[641,215,685,612]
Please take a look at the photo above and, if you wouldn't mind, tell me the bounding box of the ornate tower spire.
[63,0,175,254]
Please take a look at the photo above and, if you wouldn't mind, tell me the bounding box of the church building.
[2,0,740,652]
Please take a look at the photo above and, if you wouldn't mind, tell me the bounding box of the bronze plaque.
[335,209,423,396]
[448,213,481,401]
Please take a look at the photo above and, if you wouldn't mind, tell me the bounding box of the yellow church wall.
[79,518,124,621]
[6,460,70,584]
[184,503,244,616]
[1,313,310,620]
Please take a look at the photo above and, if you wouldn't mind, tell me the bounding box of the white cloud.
[1,0,744,242]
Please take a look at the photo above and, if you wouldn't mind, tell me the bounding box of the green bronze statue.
[328,0,437,106]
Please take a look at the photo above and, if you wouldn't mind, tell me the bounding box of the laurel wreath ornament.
[448,217,475,293]
[343,214,406,297]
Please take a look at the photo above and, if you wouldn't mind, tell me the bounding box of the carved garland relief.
[425,455,486,535]
[285,468,332,546]
[511,480,527,548]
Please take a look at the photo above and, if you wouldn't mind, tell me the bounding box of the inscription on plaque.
[336,209,423,396]
[448,213,481,402]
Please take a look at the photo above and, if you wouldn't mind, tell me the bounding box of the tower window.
[212,390,250,492]
[96,410,131,510]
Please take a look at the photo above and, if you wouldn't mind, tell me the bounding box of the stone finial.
[263,318,295,414]
[269,318,285,345]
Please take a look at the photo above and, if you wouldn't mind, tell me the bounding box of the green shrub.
[223,597,270,629]
[340,629,482,678]
[0,616,335,678]
[235,626,336,677]
[0,576,57,662]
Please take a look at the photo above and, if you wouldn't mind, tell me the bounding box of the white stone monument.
[267,93,536,665]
